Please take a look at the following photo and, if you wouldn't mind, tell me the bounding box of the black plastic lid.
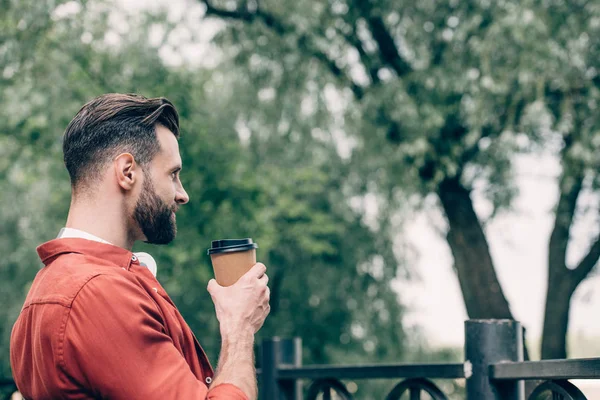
[207,238,258,255]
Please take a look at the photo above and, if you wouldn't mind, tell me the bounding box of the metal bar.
[261,338,280,400]
[278,338,302,400]
[465,319,524,400]
[491,358,600,380]
[410,387,420,400]
[277,363,465,380]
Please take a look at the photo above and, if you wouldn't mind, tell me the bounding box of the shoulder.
[71,270,160,313]
[24,253,132,309]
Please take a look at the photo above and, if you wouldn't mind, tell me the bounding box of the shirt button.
[131,255,137,262]
[205,377,212,385]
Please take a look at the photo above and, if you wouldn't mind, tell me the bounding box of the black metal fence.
[2,319,599,399]
[259,319,600,399]
[0,379,16,400]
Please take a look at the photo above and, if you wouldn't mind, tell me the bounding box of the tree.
[198,0,600,359]
[0,3,411,397]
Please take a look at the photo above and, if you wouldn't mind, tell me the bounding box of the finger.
[249,262,267,278]
[259,282,270,295]
[265,286,271,300]
[259,274,269,286]
[207,279,220,294]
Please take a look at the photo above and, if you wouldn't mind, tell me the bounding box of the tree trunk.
[437,176,514,320]
[541,270,575,359]
[541,163,590,359]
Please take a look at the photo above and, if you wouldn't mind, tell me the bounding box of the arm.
[62,274,248,399]
[207,263,271,400]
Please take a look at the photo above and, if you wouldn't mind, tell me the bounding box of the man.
[10,93,270,399]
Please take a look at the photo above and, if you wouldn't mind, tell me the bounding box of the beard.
[133,175,177,245]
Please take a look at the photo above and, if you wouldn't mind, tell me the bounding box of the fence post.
[261,338,280,400]
[279,338,302,400]
[261,337,302,400]
[465,319,524,400]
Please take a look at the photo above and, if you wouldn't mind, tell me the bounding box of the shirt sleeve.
[60,274,248,400]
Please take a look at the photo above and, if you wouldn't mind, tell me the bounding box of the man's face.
[133,124,189,245]
[133,174,177,244]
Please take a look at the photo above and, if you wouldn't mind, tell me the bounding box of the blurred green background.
[1,0,599,398]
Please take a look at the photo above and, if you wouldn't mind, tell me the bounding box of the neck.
[65,196,137,250]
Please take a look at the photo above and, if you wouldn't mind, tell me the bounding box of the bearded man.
[10,93,270,400]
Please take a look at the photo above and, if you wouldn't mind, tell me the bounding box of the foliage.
[198,0,600,359]
[0,1,410,393]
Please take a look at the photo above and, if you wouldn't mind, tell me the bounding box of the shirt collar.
[58,227,113,245]
[37,238,135,270]
[45,228,158,277]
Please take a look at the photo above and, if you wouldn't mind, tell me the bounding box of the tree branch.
[201,0,365,99]
[331,4,382,85]
[298,37,364,99]
[572,234,600,285]
[202,0,286,34]
[351,0,411,77]
[548,160,585,276]
[548,94,589,275]
[336,23,380,85]
[432,8,493,67]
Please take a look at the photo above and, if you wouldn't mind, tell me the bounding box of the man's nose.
[175,185,189,205]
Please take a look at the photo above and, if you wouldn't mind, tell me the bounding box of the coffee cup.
[207,238,258,286]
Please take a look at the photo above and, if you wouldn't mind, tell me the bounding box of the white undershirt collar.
[57,227,158,277]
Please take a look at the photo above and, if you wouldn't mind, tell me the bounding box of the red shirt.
[10,238,248,400]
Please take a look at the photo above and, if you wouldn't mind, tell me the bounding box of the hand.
[207,263,271,337]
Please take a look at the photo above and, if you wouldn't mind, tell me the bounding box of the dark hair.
[63,93,180,189]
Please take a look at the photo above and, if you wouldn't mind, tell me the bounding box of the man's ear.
[114,153,138,191]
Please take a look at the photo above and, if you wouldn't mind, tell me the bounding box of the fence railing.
[259,319,600,399]
[2,319,599,399]
[0,379,16,400]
